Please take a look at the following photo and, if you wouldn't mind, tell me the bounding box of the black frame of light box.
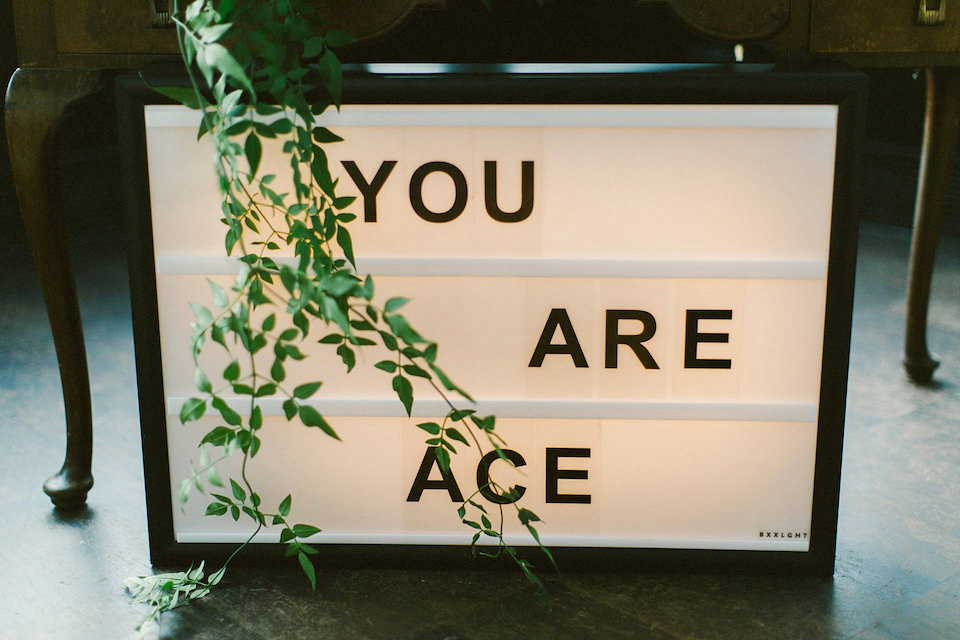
[116,64,865,575]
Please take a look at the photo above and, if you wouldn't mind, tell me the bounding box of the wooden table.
[7,0,960,508]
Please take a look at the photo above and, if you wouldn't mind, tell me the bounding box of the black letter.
[545,448,591,504]
[409,161,467,222]
[484,160,534,223]
[476,449,527,504]
[605,309,659,369]
[684,310,733,369]
[406,447,464,502]
[528,308,589,368]
[341,160,397,222]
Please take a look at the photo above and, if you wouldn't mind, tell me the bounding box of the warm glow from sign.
[145,103,839,552]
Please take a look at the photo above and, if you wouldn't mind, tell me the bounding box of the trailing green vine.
[126,0,553,633]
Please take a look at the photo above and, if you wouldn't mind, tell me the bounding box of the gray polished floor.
[1,220,959,639]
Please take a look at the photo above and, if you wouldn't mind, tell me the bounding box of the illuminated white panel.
[167,416,815,551]
[143,102,839,553]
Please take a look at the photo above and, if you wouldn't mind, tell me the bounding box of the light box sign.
[121,68,863,573]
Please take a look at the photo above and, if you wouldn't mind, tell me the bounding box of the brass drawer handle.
[149,0,173,28]
[917,0,947,25]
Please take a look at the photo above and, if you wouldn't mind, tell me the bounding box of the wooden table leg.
[904,68,960,384]
[5,67,103,508]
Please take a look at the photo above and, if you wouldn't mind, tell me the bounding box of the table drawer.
[811,1,960,54]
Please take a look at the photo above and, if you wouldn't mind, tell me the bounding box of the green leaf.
[379,331,398,352]
[205,502,228,516]
[284,344,306,360]
[206,464,223,487]
[282,398,298,421]
[312,126,344,143]
[207,279,228,309]
[317,49,342,107]
[201,42,254,94]
[336,225,355,267]
[333,195,356,209]
[325,29,357,48]
[374,360,398,373]
[212,397,242,426]
[223,359,240,382]
[384,297,409,313]
[448,408,476,422]
[392,375,413,417]
[385,313,423,345]
[446,428,470,447]
[230,478,246,503]
[517,508,541,525]
[401,346,423,360]
[292,523,321,538]
[337,344,356,372]
[303,36,326,59]
[200,426,234,447]
[197,111,216,139]
[210,323,227,348]
[261,313,276,333]
[293,382,322,399]
[224,118,252,137]
[225,227,239,255]
[471,414,496,432]
[298,405,341,440]
[180,398,207,424]
[249,406,263,430]
[416,422,441,435]
[270,359,285,383]
[428,363,473,401]
[232,383,254,396]
[318,333,343,344]
[195,368,212,393]
[298,552,317,590]
[278,494,292,518]
[402,364,431,379]
[280,527,295,543]
[279,328,299,341]
[208,565,227,586]
[270,118,293,135]
[189,302,213,325]
[198,445,212,475]
[244,132,262,177]
[435,446,451,473]
[254,383,276,397]
[215,0,237,18]
[236,428,250,453]
[178,477,192,507]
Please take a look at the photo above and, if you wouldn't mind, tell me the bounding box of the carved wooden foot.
[904,68,960,384]
[5,67,103,508]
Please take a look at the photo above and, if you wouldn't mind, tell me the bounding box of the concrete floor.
[1,220,960,639]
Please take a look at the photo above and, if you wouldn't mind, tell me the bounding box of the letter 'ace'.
[123,67,863,573]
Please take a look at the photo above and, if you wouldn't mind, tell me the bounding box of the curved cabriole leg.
[904,68,960,384]
[5,68,103,508]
